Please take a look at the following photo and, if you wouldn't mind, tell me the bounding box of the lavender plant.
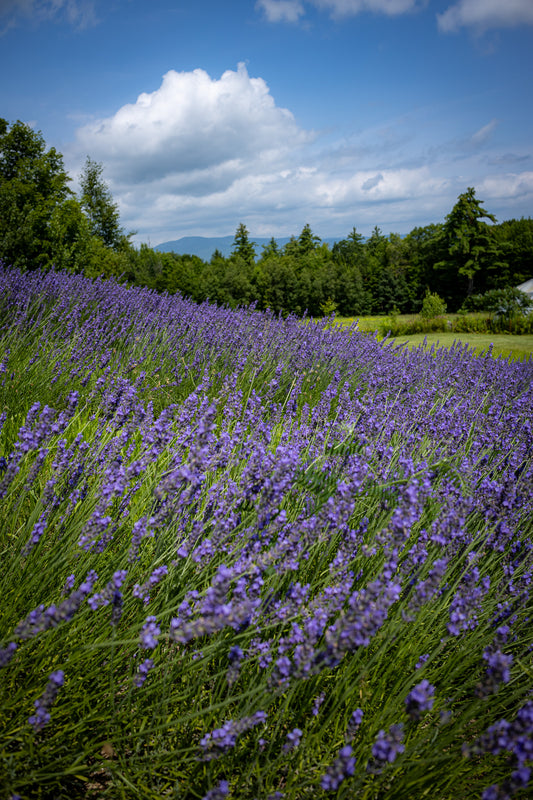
[0,264,532,799]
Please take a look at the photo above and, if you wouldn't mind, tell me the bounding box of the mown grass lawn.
[387,331,533,361]
[334,316,533,361]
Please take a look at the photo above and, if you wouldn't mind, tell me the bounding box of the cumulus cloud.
[74,63,310,187]
[68,64,533,243]
[438,0,533,33]
[0,0,96,33]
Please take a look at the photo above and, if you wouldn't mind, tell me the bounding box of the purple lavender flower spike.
[405,680,436,721]
[320,745,356,791]
[200,711,267,761]
[88,570,128,610]
[479,646,513,695]
[283,727,302,752]
[134,658,155,688]
[227,645,244,685]
[28,670,65,731]
[0,641,17,668]
[346,708,364,739]
[312,692,325,717]
[201,781,230,800]
[448,568,490,636]
[371,724,405,765]
[132,565,168,604]
[140,616,161,649]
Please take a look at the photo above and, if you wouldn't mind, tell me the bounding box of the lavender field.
[0,266,532,800]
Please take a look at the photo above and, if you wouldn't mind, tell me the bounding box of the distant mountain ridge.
[154,235,341,261]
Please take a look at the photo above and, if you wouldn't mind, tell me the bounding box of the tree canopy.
[0,119,531,316]
[0,119,72,270]
[79,157,124,250]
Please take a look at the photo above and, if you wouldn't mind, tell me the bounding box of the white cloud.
[0,0,96,32]
[120,163,449,243]
[257,0,422,23]
[256,0,305,23]
[314,0,421,17]
[479,172,533,200]
[259,0,533,28]
[315,166,447,206]
[68,65,533,243]
[74,63,310,187]
[470,119,499,145]
[438,0,533,33]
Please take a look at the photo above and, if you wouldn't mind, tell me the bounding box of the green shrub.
[320,297,338,317]
[420,291,447,319]
[379,315,447,337]
[462,287,533,318]
[452,315,491,333]
[488,313,533,335]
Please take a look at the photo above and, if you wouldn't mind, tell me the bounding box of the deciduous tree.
[0,118,72,269]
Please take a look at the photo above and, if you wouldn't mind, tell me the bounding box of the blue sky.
[1,0,532,246]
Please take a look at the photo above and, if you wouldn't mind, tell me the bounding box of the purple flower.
[133,565,168,604]
[22,513,49,555]
[134,658,155,688]
[405,680,436,721]
[28,670,64,731]
[464,701,533,766]
[325,578,401,663]
[200,711,267,761]
[201,781,229,800]
[88,570,128,610]
[346,708,364,739]
[283,727,303,752]
[371,724,405,765]
[409,558,448,613]
[312,692,325,717]
[481,766,531,800]
[272,655,292,683]
[0,641,17,668]
[226,644,244,685]
[61,574,76,595]
[128,516,154,562]
[320,745,356,791]
[78,510,114,552]
[140,616,161,650]
[479,646,513,695]
[15,571,98,640]
[448,568,490,636]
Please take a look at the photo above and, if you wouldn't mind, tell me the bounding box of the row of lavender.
[0,265,532,799]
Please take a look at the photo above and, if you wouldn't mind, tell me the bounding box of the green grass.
[334,316,533,361]
[388,331,533,361]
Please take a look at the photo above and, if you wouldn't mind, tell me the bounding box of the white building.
[517,278,533,299]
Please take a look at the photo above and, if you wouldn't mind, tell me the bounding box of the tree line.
[1,118,532,316]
